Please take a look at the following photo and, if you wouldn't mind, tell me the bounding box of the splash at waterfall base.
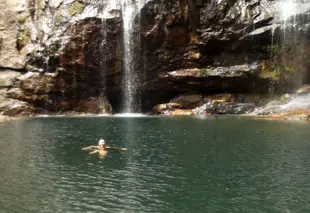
[1,0,310,121]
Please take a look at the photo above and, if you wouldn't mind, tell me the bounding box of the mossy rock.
[68,2,85,16]
[16,27,31,51]
[16,15,28,24]
[260,60,279,80]
[55,11,63,24]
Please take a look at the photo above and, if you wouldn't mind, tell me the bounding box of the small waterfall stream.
[279,0,296,39]
[120,0,150,113]
[121,0,138,113]
[101,0,149,113]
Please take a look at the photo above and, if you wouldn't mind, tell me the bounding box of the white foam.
[96,113,111,117]
[36,114,50,117]
[282,94,310,110]
[113,113,149,117]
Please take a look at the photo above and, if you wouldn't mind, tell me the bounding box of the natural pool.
[0,116,310,213]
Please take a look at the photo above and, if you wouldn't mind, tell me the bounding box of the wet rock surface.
[251,85,310,121]
[0,115,11,123]
[153,93,259,115]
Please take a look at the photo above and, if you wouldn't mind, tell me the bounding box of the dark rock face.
[138,0,277,110]
[139,0,273,72]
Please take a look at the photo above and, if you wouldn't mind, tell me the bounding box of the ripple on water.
[1,117,310,212]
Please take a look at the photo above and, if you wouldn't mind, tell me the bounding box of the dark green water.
[1,116,310,213]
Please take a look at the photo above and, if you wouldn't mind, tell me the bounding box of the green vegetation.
[263,44,301,83]
[16,15,27,24]
[285,64,297,73]
[260,60,280,80]
[280,95,289,103]
[17,27,31,50]
[55,11,63,24]
[267,44,282,55]
[68,2,85,16]
[199,69,208,77]
[37,30,44,42]
[36,0,44,17]
[218,1,227,11]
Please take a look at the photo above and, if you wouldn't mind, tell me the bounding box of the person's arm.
[105,146,128,151]
[81,146,99,150]
[89,150,99,154]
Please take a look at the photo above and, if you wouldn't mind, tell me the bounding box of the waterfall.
[279,0,296,39]
[277,0,310,88]
[101,0,149,113]
[120,0,149,113]
[121,0,137,113]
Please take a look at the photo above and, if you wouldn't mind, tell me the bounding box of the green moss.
[37,30,44,42]
[280,95,289,103]
[268,44,282,55]
[17,27,31,50]
[285,65,297,73]
[260,60,280,80]
[218,1,227,11]
[68,2,85,16]
[16,15,27,24]
[55,11,63,24]
[36,0,44,17]
[199,69,208,77]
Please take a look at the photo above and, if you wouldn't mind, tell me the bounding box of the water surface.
[0,116,310,212]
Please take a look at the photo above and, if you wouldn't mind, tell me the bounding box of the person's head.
[98,139,105,147]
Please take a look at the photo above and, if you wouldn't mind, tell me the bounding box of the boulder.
[0,115,11,122]
[170,94,202,108]
[195,102,255,115]
[0,70,22,87]
[170,109,195,116]
[153,103,181,114]
[296,85,310,95]
[0,98,35,116]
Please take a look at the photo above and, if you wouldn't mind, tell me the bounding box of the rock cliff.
[0,0,310,115]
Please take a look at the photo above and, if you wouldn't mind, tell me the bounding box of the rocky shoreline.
[1,84,310,122]
[0,115,14,123]
[1,110,309,123]
[151,85,310,122]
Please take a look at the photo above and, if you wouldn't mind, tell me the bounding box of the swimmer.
[82,139,127,158]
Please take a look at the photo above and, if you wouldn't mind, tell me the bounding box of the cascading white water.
[121,0,137,113]
[101,0,149,113]
[120,0,150,113]
[279,0,296,39]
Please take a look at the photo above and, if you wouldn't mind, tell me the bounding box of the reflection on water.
[1,117,310,212]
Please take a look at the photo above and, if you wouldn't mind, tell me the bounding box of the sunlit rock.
[195,102,255,115]
[0,98,35,116]
[153,103,181,114]
[170,94,202,108]
[0,115,11,122]
[170,109,195,116]
[296,85,310,95]
[0,71,22,87]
